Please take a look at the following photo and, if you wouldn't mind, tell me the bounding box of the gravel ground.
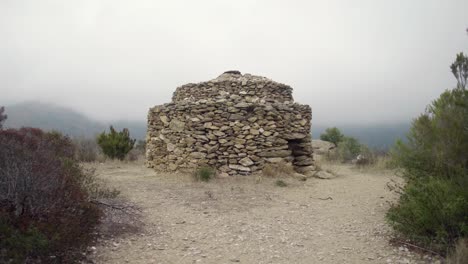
[87,161,441,264]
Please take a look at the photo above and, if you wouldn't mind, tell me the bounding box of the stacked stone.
[172,72,294,104]
[147,72,315,176]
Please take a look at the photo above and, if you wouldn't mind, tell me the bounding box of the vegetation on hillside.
[387,49,468,256]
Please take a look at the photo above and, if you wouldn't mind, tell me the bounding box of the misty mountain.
[3,102,147,140]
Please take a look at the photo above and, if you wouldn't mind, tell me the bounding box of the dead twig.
[393,239,442,256]
[91,200,142,215]
[317,196,333,200]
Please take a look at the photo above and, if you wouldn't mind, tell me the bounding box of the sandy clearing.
[88,162,437,264]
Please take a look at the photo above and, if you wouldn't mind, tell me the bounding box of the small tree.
[0,106,7,129]
[320,127,344,146]
[450,52,468,89]
[97,126,136,160]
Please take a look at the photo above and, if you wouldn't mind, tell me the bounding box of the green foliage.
[0,219,49,263]
[275,179,288,187]
[193,166,216,182]
[450,52,468,89]
[389,83,468,253]
[387,174,468,252]
[391,88,468,180]
[320,127,344,146]
[97,126,136,160]
[336,137,362,162]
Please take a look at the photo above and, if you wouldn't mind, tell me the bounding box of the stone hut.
[146,71,315,176]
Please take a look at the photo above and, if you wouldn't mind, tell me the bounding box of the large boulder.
[311,139,335,154]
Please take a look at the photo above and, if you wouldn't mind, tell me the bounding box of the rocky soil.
[88,161,440,264]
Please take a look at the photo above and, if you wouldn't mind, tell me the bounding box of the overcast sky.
[1,0,467,125]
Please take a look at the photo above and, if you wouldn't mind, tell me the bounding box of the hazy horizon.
[1,1,467,125]
[4,100,416,127]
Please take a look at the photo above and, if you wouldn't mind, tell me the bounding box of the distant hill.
[312,122,411,150]
[3,102,147,140]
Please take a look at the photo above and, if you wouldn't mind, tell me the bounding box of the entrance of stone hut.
[287,138,313,170]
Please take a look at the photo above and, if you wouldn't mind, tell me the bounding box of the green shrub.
[320,127,344,146]
[386,174,468,252]
[193,166,216,182]
[388,75,468,253]
[450,52,468,89]
[0,219,49,262]
[97,126,136,160]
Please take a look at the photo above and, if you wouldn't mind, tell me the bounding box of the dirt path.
[89,162,436,264]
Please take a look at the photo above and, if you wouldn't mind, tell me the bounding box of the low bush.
[0,128,105,263]
[193,166,216,182]
[73,136,102,162]
[97,126,136,160]
[386,174,468,252]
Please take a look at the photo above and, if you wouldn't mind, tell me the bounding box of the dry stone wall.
[172,72,293,104]
[147,72,315,176]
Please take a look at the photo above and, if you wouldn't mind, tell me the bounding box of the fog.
[1,0,467,125]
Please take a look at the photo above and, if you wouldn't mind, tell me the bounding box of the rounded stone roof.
[172,71,294,103]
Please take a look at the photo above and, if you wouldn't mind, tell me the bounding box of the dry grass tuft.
[262,161,295,177]
[447,239,468,264]
[275,179,288,187]
[192,166,216,182]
